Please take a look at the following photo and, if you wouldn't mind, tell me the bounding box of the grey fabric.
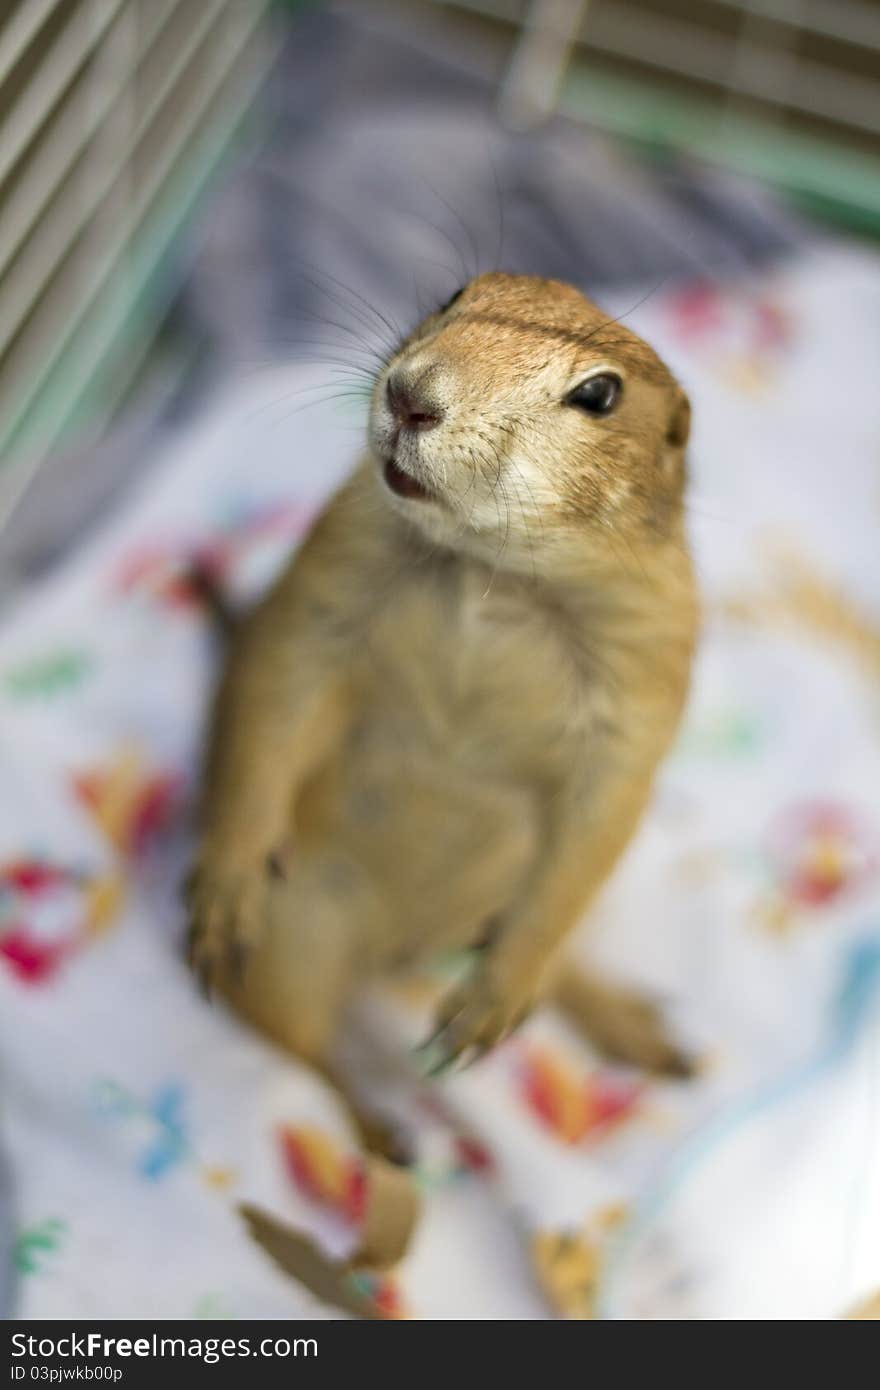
[186,3,803,372]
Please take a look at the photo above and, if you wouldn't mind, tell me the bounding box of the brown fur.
[187,274,698,1262]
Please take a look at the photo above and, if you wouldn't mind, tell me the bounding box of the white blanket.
[2,246,880,1320]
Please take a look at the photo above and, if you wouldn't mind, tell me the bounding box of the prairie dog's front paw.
[185,853,269,992]
[422,967,533,1074]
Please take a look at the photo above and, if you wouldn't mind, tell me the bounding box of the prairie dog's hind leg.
[550,962,694,1078]
[217,854,421,1268]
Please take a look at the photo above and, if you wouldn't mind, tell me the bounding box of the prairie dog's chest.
[356,567,597,774]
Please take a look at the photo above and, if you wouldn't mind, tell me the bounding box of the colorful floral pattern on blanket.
[1,248,879,1320]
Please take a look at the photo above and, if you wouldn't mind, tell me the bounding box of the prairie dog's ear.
[658,385,691,493]
[667,386,691,450]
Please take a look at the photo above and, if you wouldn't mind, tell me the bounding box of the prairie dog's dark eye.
[566,373,622,416]
[439,287,464,313]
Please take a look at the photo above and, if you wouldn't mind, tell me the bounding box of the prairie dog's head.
[368,273,690,577]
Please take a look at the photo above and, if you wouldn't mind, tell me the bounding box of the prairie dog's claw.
[417,1027,466,1078]
[420,971,530,1074]
[185,859,268,996]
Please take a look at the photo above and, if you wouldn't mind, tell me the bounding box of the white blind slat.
[0,0,179,287]
[0,0,66,91]
[0,0,229,364]
[0,0,128,191]
[0,4,266,459]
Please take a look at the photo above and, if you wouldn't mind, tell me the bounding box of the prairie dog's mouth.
[382,457,433,502]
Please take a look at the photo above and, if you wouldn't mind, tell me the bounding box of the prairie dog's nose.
[386,371,443,431]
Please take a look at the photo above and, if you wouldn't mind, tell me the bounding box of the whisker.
[288,303,390,363]
[415,176,482,282]
[298,261,405,349]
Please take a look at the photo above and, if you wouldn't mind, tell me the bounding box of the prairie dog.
[188,272,697,1130]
